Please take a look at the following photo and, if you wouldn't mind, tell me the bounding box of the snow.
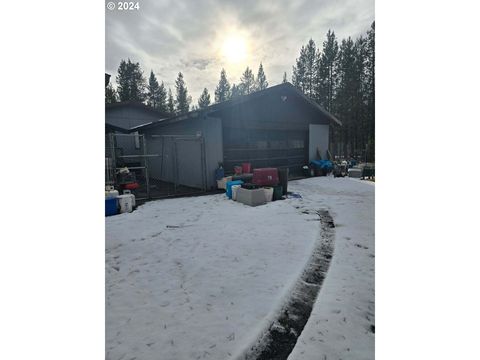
[105,176,374,360]
[287,177,375,360]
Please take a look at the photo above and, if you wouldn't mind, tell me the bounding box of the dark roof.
[131,83,342,132]
[105,101,172,119]
[105,122,130,133]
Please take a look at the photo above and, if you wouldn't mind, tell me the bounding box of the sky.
[105,0,374,104]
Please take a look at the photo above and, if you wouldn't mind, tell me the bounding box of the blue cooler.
[105,197,118,216]
[226,180,243,199]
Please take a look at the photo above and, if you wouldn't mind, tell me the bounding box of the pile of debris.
[216,163,288,207]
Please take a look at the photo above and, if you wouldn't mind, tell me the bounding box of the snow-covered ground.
[287,177,375,360]
[105,177,374,360]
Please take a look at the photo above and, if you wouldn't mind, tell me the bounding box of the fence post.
[109,132,116,186]
[143,134,150,200]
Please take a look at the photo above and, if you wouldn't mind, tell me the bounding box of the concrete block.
[236,187,267,207]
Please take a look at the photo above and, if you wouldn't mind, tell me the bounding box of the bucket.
[263,187,274,202]
[105,189,119,199]
[231,185,241,201]
[105,197,118,217]
[242,163,252,173]
[226,180,244,199]
[117,194,134,213]
[273,185,283,201]
[122,190,136,207]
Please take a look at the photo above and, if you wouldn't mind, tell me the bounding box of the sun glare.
[221,34,248,64]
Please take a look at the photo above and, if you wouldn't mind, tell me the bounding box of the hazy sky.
[106,0,374,104]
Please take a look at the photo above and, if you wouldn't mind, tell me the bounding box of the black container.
[278,168,289,195]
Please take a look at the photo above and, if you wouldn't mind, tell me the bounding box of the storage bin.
[273,185,283,201]
[105,197,118,217]
[252,168,279,186]
[236,188,267,207]
[278,168,289,195]
[226,180,244,199]
[217,176,233,190]
[263,187,274,202]
[242,163,252,173]
[231,185,241,201]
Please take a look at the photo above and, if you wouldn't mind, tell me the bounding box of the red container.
[242,162,252,173]
[252,168,279,186]
[234,166,243,175]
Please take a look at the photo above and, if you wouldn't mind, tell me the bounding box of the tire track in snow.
[238,210,335,360]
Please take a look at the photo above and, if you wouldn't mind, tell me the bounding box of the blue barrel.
[226,180,243,199]
[105,197,118,216]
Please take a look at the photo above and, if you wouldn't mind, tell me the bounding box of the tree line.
[292,22,375,159]
[106,22,374,159]
[105,61,269,113]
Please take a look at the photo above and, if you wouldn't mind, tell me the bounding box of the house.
[131,82,341,191]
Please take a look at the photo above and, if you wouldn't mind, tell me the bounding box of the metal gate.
[106,132,207,203]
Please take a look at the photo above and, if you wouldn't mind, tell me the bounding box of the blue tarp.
[310,160,334,172]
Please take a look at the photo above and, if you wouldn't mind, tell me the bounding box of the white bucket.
[123,190,136,207]
[117,194,134,213]
[105,189,119,199]
[263,187,274,202]
[231,185,241,201]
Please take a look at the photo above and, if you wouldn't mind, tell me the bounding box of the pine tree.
[116,59,146,102]
[175,72,191,114]
[105,83,118,104]
[240,67,255,95]
[365,21,375,161]
[198,88,211,108]
[167,88,175,113]
[292,39,319,99]
[157,81,168,112]
[335,37,358,156]
[147,70,160,108]
[230,84,242,98]
[282,72,288,83]
[215,68,231,103]
[256,63,268,91]
[316,30,339,112]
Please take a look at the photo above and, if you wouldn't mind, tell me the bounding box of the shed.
[133,82,341,191]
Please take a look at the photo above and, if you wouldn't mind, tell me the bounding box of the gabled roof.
[130,82,342,132]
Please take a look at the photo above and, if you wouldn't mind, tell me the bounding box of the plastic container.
[231,185,241,201]
[105,197,118,217]
[252,168,279,186]
[242,163,252,173]
[217,176,233,190]
[226,180,244,199]
[105,189,119,199]
[278,168,289,195]
[263,187,274,202]
[215,167,225,180]
[273,185,283,201]
[117,194,134,213]
[122,190,136,207]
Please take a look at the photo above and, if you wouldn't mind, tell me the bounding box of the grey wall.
[142,116,223,190]
[309,124,329,161]
[106,107,161,163]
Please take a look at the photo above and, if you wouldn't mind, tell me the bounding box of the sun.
[221,34,248,64]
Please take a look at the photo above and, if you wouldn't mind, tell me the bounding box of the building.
[131,82,341,192]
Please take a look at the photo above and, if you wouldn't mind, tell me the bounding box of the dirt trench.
[239,210,336,360]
